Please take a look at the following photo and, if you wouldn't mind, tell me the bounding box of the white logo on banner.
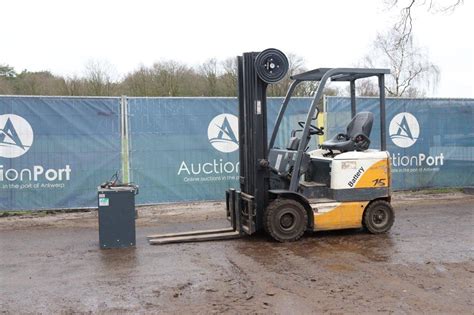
[0,114,34,158]
[389,112,419,148]
[208,114,239,153]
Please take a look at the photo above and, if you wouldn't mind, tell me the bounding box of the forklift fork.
[147,189,253,245]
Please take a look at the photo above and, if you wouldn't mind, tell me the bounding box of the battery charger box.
[98,186,137,249]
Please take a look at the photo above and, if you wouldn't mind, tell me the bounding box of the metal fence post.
[120,95,130,183]
[319,95,327,144]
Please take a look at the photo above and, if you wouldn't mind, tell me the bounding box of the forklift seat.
[320,112,374,152]
[287,136,300,150]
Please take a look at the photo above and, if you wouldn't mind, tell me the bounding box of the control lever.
[259,159,288,178]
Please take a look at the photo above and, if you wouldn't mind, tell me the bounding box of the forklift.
[148,48,394,244]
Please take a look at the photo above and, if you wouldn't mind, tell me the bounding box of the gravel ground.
[0,191,473,314]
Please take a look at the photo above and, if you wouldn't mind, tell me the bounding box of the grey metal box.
[98,186,137,249]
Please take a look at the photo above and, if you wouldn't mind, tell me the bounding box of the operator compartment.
[305,150,332,186]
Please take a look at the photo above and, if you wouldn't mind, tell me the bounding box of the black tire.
[264,198,308,242]
[363,200,395,234]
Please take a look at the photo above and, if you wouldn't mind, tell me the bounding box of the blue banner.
[128,97,313,204]
[0,96,121,210]
[2,95,472,210]
[325,97,474,189]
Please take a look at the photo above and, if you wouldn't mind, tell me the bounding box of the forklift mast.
[236,50,289,233]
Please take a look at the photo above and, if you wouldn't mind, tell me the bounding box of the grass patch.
[0,211,32,217]
[0,208,94,218]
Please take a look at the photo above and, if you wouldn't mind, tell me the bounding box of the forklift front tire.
[264,198,308,242]
[363,200,395,234]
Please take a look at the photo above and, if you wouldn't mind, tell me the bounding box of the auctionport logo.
[207,114,239,153]
[177,113,240,180]
[0,114,34,158]
[389,112,419,148]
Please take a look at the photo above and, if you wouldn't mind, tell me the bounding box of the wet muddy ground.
[1,192,473,314]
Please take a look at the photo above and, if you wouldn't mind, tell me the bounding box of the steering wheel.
[298,121,324,136]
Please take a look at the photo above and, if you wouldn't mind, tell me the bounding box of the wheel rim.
[372,208,389,227]
[280,212,296,230]
[255,49,289,84]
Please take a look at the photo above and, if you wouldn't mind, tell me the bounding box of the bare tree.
[385,0,463,44]
[199,59,219,96]
[357,80,379,96]
[84,60,117,96]
[362,27,439,97]
[121,61,204,97]
[13,71,67,95]
[356,0,463,97]
[0,78,14,94]
[0,65,15,94]
[153,61,192,96]
[0,53,336,97]
[121,66,154,96]
[219,58,238,96]
[64,75,86,96]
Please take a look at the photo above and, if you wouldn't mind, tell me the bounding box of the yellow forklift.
[148,49,394,244]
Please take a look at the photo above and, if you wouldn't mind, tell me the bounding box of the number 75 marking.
[372,178,386,186]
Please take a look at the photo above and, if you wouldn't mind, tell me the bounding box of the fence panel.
[0,96,122,210]
[3,95,471,210]
[127,97,313,204]
[325,97,474,190]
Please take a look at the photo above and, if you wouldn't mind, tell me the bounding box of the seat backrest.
[287,136,300,150]
[346,112,374,139]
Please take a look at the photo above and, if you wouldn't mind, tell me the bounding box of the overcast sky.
[2,0,473,97]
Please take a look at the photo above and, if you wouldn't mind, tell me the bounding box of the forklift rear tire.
[363,200,394,234]
[264,198,308,242]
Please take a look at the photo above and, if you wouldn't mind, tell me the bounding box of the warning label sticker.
[99,197,109,206]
